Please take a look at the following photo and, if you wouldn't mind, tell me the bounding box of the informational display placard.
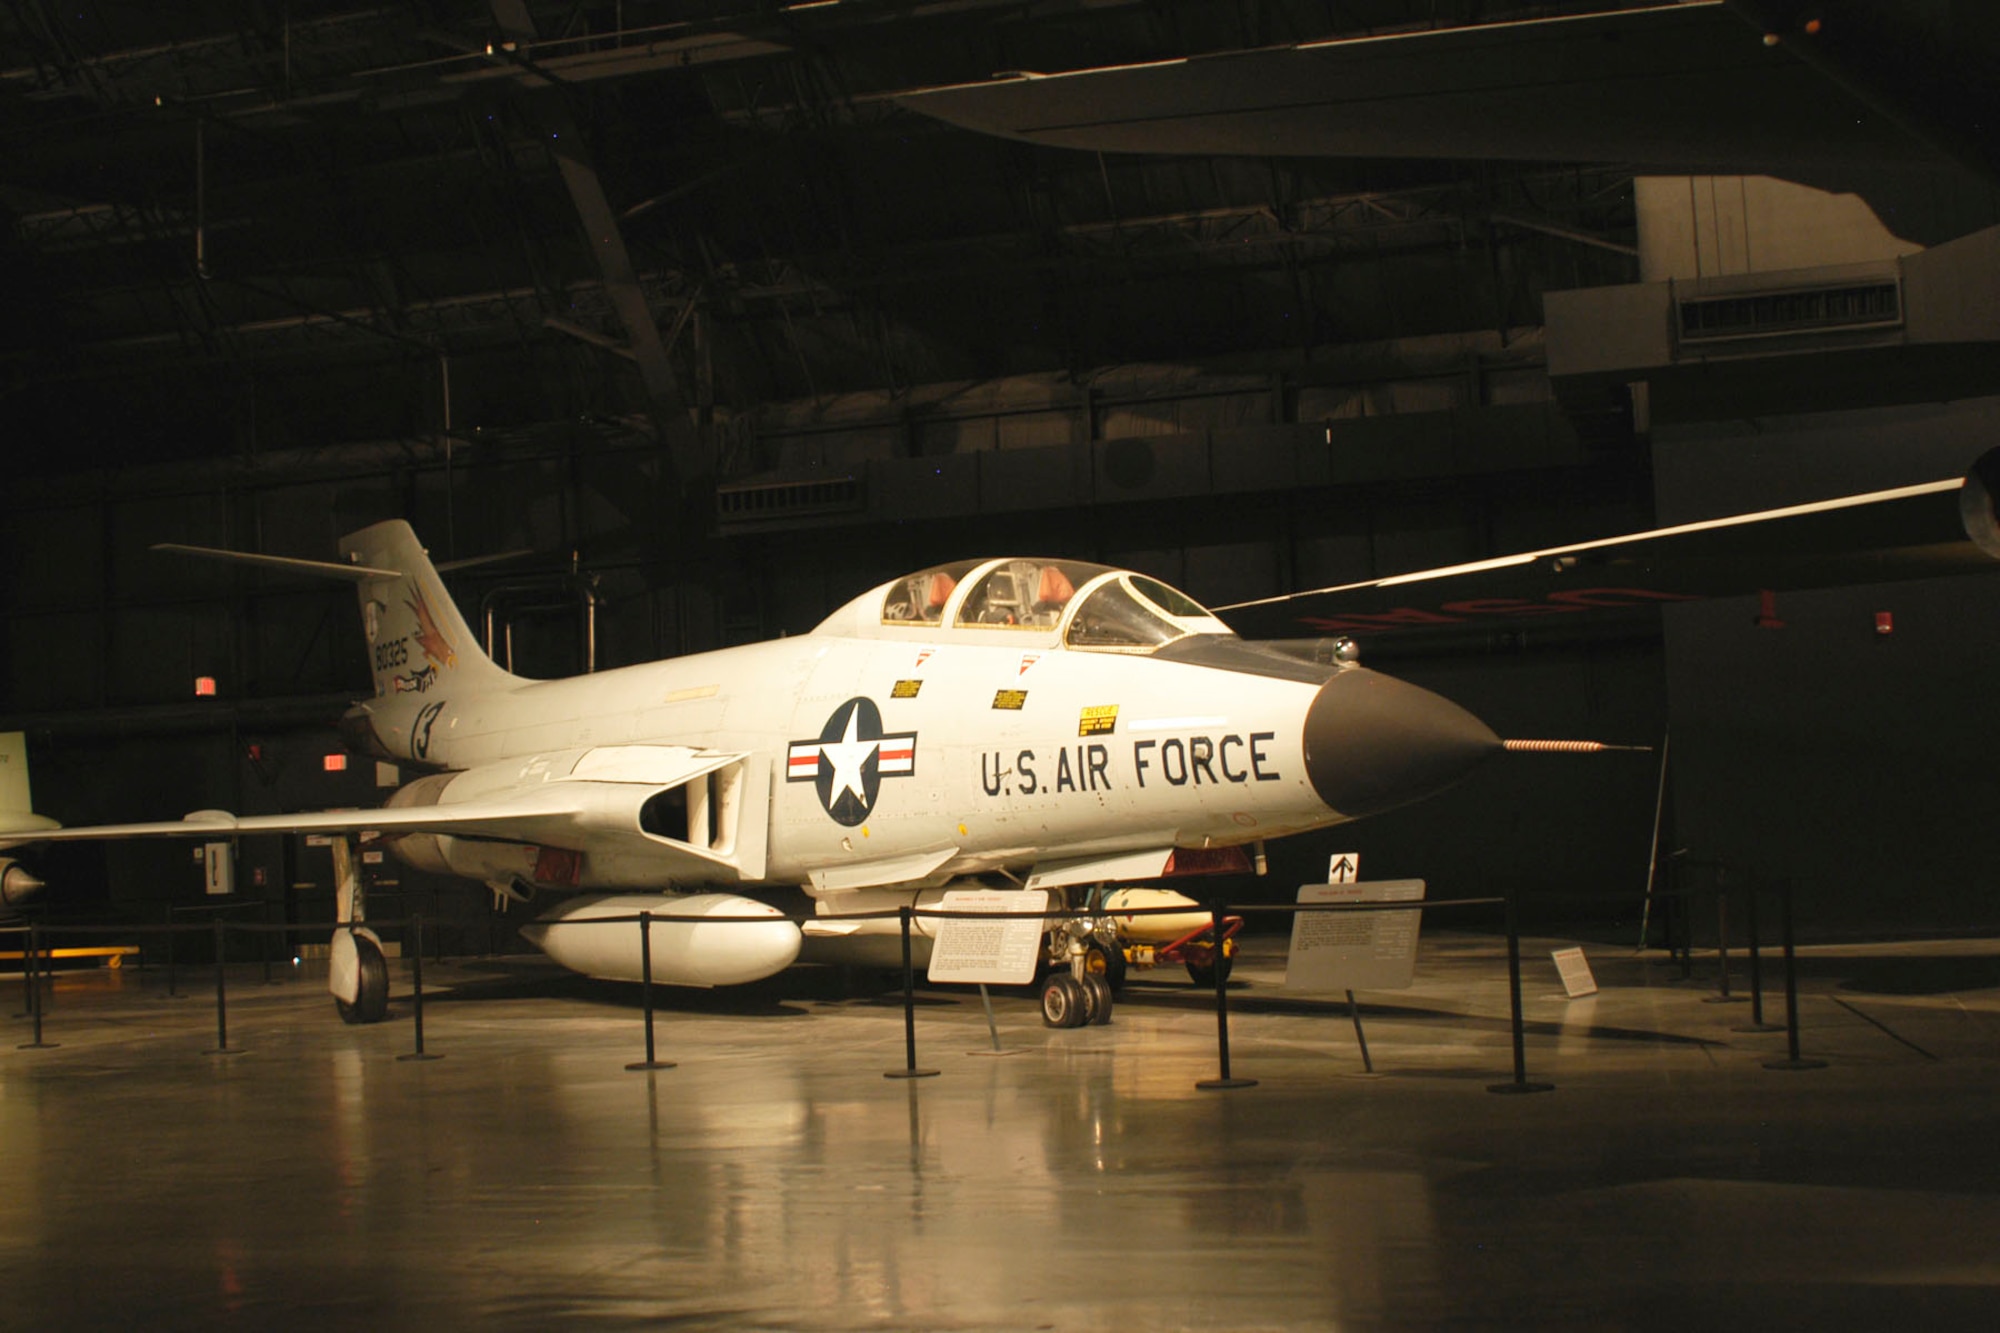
[927,889,1050,985]
[1284,879,1425,992]
[202,842,233,896]
[1551,946,1599,998]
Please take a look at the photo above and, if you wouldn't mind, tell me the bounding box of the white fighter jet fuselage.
[328,533,1498,999]
[349,591,1487,886]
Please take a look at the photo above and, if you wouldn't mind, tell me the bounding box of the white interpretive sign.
[1551,946,1598,998]
[927,889,1050,985]
[1284,879,1425,992]
[202,842,233,896]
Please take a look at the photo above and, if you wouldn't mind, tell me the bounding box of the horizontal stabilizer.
[152,543,397,582]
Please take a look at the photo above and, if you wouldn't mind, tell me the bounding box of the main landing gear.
[329,836,392,1024]
[334,931,390,1025]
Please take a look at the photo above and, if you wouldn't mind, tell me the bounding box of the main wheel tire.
[1080,972,1114,1025]
[1040,973,1088,1029]
[1084,941,1127,994]
[335,934,390,1025]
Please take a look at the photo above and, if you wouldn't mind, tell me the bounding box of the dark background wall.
[1655,399,2000,937]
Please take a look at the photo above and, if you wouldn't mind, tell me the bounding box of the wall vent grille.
[717,475,864,523]
[1677,279,1902,345]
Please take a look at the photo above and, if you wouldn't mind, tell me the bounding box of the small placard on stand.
[1284,879,1425,992]
[927,889,1048,986]
[1551,946,1598,998]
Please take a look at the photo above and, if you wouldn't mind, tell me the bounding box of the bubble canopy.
[875,558,1230,653]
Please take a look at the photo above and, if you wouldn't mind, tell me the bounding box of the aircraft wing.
[10,758,749,880]
[15,792,587,845]
[895,2,1941,173]
[1215,459,2000,641]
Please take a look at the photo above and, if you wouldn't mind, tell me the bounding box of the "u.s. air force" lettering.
[1133,734,1279,786]
[979,733,1279,797]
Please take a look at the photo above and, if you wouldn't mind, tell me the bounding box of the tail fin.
[0,730,60,843]
[339,521,524,700]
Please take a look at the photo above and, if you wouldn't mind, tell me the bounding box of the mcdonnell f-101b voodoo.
[24,525,1502,1027]
[17,444,2000,1026]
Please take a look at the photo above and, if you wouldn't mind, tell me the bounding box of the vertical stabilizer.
[0,731,59,843]
[0,732,33,817]
[339,521,524,700]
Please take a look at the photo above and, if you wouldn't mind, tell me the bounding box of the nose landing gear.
[1040,893,1117,1028]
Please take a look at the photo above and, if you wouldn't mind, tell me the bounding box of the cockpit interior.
[879,558,1230,653]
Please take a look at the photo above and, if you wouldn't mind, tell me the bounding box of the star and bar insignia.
[786,696,917,826]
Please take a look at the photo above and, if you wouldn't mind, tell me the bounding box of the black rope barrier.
[2,872,1820,1090]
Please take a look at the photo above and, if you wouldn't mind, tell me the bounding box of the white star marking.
[817,703,879,810]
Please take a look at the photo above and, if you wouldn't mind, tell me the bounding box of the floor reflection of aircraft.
[7,444,1996,1026]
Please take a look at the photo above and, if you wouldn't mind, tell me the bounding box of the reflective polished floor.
[4,932,1999,1330]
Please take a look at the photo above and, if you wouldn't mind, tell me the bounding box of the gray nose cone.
[1303,668,1501,819]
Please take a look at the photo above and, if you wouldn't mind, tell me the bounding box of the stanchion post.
[1705,871,1746,1005]
[1489,888,1553,1095]
[165,903,183,999]
[1765,877,1827,1071]
[1678,873,1694,981]
[1715,876,1733,998]
[1346,989,1374,1075]
[399,914,443,1062]
[17,921,56,1049]
[626,910,675,1072]
[885,906,940,1079]
[14,926,33,1019]
[1197,902,1256,1090]
[261,901,276,985]
[12,924,26,1016]
[205,916,239,1056]
[1736,878,1780,1033]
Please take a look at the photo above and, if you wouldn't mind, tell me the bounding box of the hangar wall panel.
[8,611,102,711]
[7,507,103,612]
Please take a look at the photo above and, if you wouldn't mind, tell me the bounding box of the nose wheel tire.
[1040,973,1089,1028]
[1041,971,1115,1028]
[335,934,390,1025]
[1080,972,1114,1025]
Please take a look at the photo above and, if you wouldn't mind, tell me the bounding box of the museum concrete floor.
[4,929,1999,1331]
